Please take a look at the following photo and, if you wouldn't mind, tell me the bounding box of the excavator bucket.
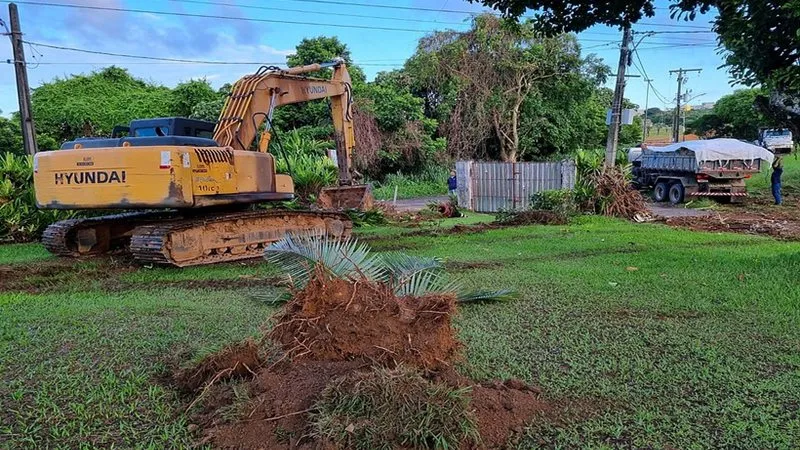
[318,184,374,210]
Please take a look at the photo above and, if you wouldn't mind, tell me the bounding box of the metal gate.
[455,160,576,212]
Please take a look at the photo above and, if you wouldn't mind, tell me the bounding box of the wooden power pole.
[6,3,37,155]
[604,26,633,168]
[642,77,652,141]
[669,68,701,143]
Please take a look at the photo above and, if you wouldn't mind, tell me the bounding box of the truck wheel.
[668,183,685,204]
[653,181,669,202]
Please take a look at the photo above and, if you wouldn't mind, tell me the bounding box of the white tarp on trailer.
[648,138,775,164]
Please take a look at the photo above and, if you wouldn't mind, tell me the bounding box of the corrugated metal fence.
[455,160,576,212]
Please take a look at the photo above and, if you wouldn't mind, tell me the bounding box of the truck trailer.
[630,138,774,204]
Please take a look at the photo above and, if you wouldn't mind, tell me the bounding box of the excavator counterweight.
[33,61,371,266]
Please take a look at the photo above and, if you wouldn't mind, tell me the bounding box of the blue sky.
[0,0,734,117]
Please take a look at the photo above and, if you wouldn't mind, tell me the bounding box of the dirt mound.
[269,275,460,370]
[180,271,572,449]
[200,361,554,450]
[208,359,369,449]
[175,340,262,392]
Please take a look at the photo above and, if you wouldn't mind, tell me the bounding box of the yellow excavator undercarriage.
[33,59,370,267]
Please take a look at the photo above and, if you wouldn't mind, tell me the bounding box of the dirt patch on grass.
[446,260,505,271]
[0,255,282,294]
[471,380,550,449]
[107,276,283,293]
[400,222,502,239]
[181,270,589,449]
[0,257,136,293]
[663,209,800,240]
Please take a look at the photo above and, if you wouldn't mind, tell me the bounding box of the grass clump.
[312,366,478,450]
[372,168,449,200]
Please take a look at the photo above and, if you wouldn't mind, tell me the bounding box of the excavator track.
[42,211,179,257]
[129,209,352,267]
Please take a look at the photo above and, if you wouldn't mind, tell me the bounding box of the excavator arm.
[213,60,356,185]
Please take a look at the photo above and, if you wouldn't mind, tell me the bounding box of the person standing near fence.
[448,170,458,196]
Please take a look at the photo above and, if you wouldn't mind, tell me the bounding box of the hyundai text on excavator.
[33,59,373,267]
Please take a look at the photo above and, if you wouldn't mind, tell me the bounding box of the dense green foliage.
[0,153,74,241]
[371,167,449,200]
[31,67,173,141]
[687,89,770,139]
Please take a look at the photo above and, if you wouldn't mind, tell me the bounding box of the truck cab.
[757,128,793,155]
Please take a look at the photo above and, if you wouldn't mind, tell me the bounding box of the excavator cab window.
[134,126,170,137]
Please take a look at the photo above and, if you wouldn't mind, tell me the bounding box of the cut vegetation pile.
[177,236,552,449]
[589,167,647,219]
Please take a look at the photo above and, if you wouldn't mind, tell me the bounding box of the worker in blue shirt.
[772,155,784,205]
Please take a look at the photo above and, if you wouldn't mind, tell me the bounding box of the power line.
[8,61,405,67]
[13,0,715,33]
[20,40,404,66]
[166,0,470,27]
[11,1,434,33]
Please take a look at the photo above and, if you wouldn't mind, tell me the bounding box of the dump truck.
[630,138,774,204]
[33,59,372,267]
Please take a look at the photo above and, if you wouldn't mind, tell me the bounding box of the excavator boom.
[213,60,371,209]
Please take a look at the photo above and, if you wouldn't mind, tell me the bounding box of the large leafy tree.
[31,67,174,142]
[170,79,218,118]
[686,88,769,139]
[406,14,622,161]
[414,15,593,162]
[471,0,800,100]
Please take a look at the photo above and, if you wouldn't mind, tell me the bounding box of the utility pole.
[5,3,37,155]
[669,68,701,143]
[642,78,652,142]
[604,26,633,168]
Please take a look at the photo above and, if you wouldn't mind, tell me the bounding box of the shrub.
[0,152,76,242]
[277,129,332,157]
[529,189,578,217]
[372,166,449,200]
[275,152,337,201]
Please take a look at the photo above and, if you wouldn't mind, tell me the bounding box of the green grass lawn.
[2,216,799,449]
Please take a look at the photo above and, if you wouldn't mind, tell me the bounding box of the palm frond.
[378,252,443,286]
[265,233,382,286]
[250,291,292,305]
[393,270,461,298]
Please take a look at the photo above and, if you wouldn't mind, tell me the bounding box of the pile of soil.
[269,275,460,370]
[178,272,566,449]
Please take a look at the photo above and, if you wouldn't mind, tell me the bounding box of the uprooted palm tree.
[260,233,516,369]
[262,233,515,303]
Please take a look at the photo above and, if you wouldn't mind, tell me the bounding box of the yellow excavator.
[33,59,372,267]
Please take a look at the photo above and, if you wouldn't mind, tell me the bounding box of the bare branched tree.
[421,15,580,162]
